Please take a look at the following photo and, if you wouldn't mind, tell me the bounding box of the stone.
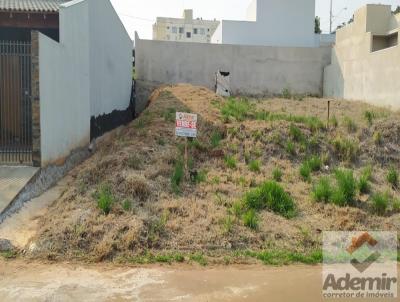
[0,239,14,252]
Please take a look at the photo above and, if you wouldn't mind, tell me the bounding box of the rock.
[0,239,14,252]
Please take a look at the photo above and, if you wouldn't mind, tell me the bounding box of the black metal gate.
[0,41,32,165]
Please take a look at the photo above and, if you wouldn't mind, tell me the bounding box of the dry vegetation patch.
[27,84,400,264]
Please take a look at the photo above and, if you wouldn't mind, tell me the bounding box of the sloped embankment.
[29,84,400,264]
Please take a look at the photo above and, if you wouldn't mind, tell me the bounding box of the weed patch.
[224,155,237,169]
[272,168,283,182]
[371,192,390,216]
[221,97,254,121]
[243,181,296,218]
[387,167,398,189]
[242,209,259,230]
[171,160,184,193]
[332,169,357,206]
[96,184,114,215]
[249,160,261,173]
[312,177,333,203]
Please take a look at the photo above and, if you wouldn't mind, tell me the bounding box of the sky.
[110,0,400,40]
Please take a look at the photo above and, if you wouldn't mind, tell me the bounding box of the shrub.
[331,136,359,162]
[371,192,390,216]
[343,117,357,133]
[364,111,375,127]
[210,131,223,148]
[286,141,296,155]
[221,97,254,121]
[272,168,283,182]
[96,184,114,215]
[171,160,184,193]
[249,160,261,173]
[242,209,259,230]
[224,155,237,169]
[289,124,304,142]
[312,177,333,203]
[243,181,296,218]
[332,169,357,206]
[387,167,398,188]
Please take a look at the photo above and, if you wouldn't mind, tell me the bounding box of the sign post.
[175,112,198,178]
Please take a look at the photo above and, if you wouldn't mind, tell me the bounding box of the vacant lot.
[23,84,400,265]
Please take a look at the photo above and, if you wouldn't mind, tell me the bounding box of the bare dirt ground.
[5,84,399,264]
[1,260,398,302]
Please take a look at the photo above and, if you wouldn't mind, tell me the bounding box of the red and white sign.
[175,112,197,137]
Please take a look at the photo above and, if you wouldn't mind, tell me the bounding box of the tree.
[394,6,400,14]
[315,16,322,34]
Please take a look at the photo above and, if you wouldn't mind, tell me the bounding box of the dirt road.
[0,260,398,302]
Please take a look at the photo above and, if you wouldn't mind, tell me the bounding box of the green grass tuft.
[272,168,283,182]
[289,124,304,142]
[221,97,254,121]
[171,160,184,193]
[371,192,390,216]
[312,177,333,203]
[387,167,399,189]
[242,209,259,230]
[96,184,114,215]
[343,117,357,133]
[243,181,296,218]
[332,169,357,206]
[224,155,237,169]
[248,160,261,173]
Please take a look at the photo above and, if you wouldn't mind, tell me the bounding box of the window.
[179,27,184,34]
[186,32,192,38]
[172,27,177,34]
[199,28,205,35]
[372,32,398,52]
[193,28,198,34]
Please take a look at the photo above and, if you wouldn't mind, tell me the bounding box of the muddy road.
[0,260,398,302]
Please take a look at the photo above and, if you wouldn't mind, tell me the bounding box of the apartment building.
[153,9,219,43]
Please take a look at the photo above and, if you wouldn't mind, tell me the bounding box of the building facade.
[324,4,400,109]
[153,9,219,43]
[212,0,328,47]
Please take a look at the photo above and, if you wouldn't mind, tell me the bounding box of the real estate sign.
[175,112,197,138]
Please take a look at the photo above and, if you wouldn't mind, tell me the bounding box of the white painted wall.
[324,5,400,109]
[39,0,132,166]
[88,0,132,117]
[136,35,331,103]
[212,0,318,47]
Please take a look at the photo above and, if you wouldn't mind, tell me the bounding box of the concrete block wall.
[135,34,332,113]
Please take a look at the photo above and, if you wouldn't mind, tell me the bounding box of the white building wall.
[212,0,317,47]
[88,0,132,117]
[39,0,132,166]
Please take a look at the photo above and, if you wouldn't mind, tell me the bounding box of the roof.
[0,0,70,13]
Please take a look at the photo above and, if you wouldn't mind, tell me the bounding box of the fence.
[0,41,32,164]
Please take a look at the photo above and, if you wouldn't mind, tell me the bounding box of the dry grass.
[30,84,400,263]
